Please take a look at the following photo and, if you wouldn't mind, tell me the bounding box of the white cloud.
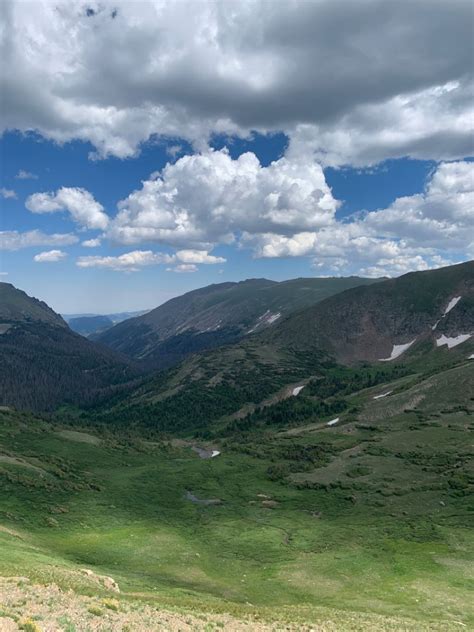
[82,237,102,248]
[33,249,67,263]
[0,187,17,199]
[76,248,224,273]
[175,250,226,265]
[15,170,37,180]
[0,230,78,250]
[26,187,109,230]
[76,250,171,272]
[167,264,198,273]
[241,161,473,276]
[108,148,337,248]
[2,0,472,165]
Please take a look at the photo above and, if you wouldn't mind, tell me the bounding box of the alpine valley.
[0,261,473,631]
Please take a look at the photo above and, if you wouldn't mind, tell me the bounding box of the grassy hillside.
[95,276,380,368]
[0,357,472,629]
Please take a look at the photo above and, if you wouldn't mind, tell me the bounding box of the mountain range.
[93,276,380,368]
[1,262,472,416]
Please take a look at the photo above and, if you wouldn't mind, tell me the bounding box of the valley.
[0,262,473,630]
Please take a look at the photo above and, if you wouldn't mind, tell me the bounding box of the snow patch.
[379,339,416,362]
[326,417,339,426]
[469,354,474,360]
[210,450,220,458]
[432,296,462,330]
[444,296,461,316]
[248,310,281,333]
[292,386,304,396]
[436,334,471,349]
[373,391,392,400]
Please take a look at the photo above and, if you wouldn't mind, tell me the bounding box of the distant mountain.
[64,310,148,336]
[68,315,114,337]
[0,284,140,411]
[92,261,474,433]
[95,276,381,368]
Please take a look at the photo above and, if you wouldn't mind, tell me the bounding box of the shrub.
[19,619,42,632]
[101,598,120,612]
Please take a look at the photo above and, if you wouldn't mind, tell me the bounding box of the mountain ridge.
[95,275,381,367]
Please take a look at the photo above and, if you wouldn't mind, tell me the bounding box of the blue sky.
[1,1,472,313]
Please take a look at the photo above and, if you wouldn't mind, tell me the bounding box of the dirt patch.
[0,455,46,474]
[55,430,101,445]
[0,525,23,539]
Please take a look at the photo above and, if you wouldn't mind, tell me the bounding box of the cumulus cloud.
[76,248,224,272]
[2,0,472,164]
[33,249,67,263]
[82,238,102,248]
[26,187,109,230]
[243,161,473,276]
[0,230,78,250]
[0,187,16,199]
[175,250,225,265]
[15,170,37,180]
[108,148,337,248]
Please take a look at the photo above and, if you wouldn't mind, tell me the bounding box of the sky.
[1,0,473,314]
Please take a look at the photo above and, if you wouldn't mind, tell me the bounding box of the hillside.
[0,282,67,327]
[263,260,474,364]
[0,284,140,412]
[0,357,472,629]
[90,262,474,434]
[95,276,380,368]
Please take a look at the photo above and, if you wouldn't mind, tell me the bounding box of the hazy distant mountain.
[0,284,139,411]
[64,310,149,336]
[67,315,114,337]
[95,276,381,368]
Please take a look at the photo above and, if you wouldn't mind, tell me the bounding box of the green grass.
[0,358,473,629]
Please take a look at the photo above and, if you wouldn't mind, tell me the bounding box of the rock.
[261,500,279,508]
[102,576,120,593]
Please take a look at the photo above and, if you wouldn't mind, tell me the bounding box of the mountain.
[0,283,140,412]
[64,310,149,336]
[263,259,474,363]
[67,315,114,336]
[0,282,67,327]
[95,276,381,368]
[90,261,474,433]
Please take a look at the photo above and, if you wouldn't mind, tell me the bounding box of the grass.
[0,360,472,629]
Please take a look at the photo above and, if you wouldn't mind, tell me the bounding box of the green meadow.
[0,360,472,629]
